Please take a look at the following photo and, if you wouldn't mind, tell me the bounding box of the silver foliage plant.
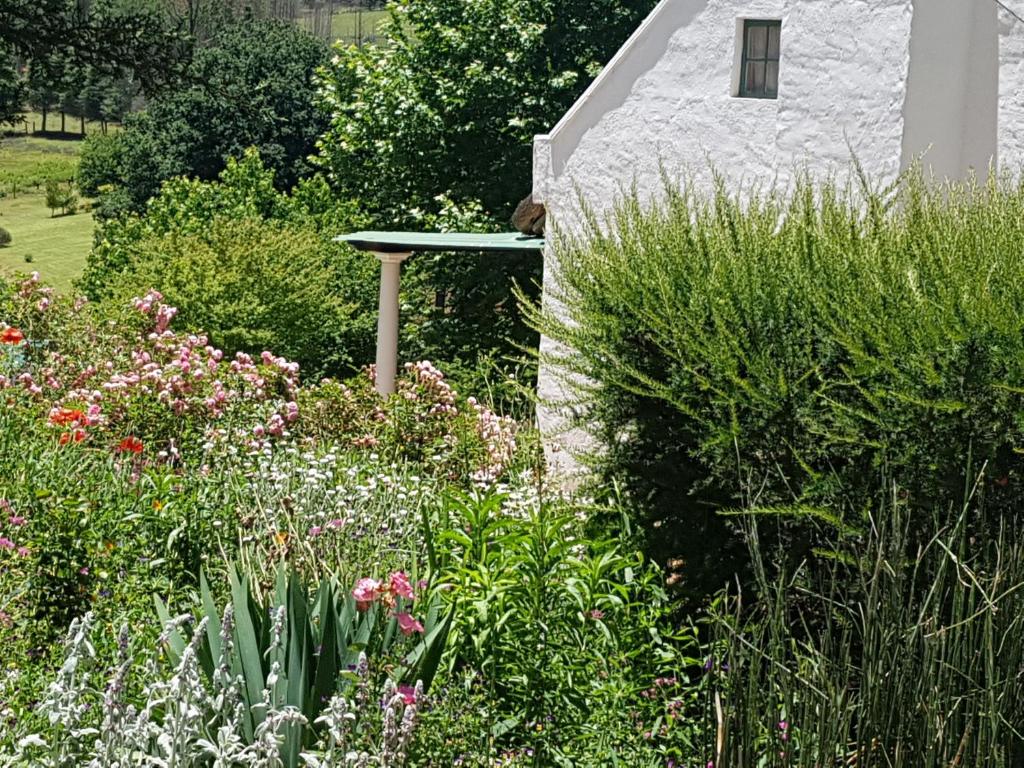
[6,611,421,768]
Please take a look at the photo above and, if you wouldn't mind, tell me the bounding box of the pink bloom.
[308,525,323,538]
[352,578,381,611]
[17,546,29,557]
[8,515,25,526]
[79,567,89,576]
[394,612,425,636]
[589,609,605,620]
[327,518,344,529]
[0,537,13,550]
[397,684,417,705]
[390,571,415,600]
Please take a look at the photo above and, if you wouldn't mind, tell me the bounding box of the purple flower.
[0,537,13,550]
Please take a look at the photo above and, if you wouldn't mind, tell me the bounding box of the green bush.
[104,217,378,377]
[0,226,10,246]
[423,491,698,765]
[93,19,328,214]
[43,179,77,217]
[529,173,1024,595]
[77,132,124,197]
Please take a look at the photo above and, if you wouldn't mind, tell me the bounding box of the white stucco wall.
[999,7,1024,168]
[533,0,1024,476]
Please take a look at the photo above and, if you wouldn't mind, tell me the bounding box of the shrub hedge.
[105,217,378,378]
[530,173,1024,595]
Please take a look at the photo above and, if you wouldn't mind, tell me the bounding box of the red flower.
[117,436,144,455]
[59,429,86,446]
[0,327,23,345]
[50,408,86,427]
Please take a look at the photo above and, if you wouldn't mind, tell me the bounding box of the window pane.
[747,25,767,59]
[746,61,764,94]
[765,61,779,95]
[767,24,781,59]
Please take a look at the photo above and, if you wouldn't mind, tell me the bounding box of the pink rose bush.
[3,275,519,484]
[300,360,518,484]
[1,278,301,458]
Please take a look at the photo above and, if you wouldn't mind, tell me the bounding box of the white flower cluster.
[5,612,419,768]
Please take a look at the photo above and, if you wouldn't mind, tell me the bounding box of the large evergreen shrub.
[530,173,1024,594]
[105,217,377,378]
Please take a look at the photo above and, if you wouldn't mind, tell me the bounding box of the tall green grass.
[528,171,1024,596]
[707,482,1024,766]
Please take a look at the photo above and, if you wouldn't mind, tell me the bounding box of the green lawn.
[0,130,91,289]
[331,9,388,43]
[0,193,93,290]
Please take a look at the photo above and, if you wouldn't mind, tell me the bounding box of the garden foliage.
[155,565,449,767]
[0,270,693,765]
[708,487,1024,767]
[80,152,377,377]
[529,173,1024,594]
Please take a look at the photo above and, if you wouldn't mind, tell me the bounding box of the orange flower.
[117,436,144,455]
[50,408,86,427]
[0,327,23,345]
[59,429,86,446]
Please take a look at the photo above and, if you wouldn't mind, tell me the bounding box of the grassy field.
[0,132,91,290]
[8,111,115,138]
[0,194,94,290]
[331,8,388,44]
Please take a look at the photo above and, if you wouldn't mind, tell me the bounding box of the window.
[739,20,780,98]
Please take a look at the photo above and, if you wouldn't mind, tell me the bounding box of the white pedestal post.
[372,251,412,396]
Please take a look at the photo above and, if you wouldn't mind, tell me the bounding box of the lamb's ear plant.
[156,562,452,767]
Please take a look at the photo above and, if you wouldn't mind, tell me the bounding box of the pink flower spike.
[390,571,415,600]
[352,578,381,611]
[394,612,425,636]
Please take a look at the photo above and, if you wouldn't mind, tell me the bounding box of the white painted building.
[532,0,1024,474]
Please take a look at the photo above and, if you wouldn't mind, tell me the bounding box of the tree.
[0,48,25,129]
[0,0,190,96]
[25,58,64,133]
[89,19,329,212]
[313,0,657,375]
[44,179,77,216]
[315,0,657,224]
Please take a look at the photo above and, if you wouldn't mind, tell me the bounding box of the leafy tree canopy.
[83,19,330,214]
[1,0,191,95]
[315,0,657,224]
[0,48,25,128]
